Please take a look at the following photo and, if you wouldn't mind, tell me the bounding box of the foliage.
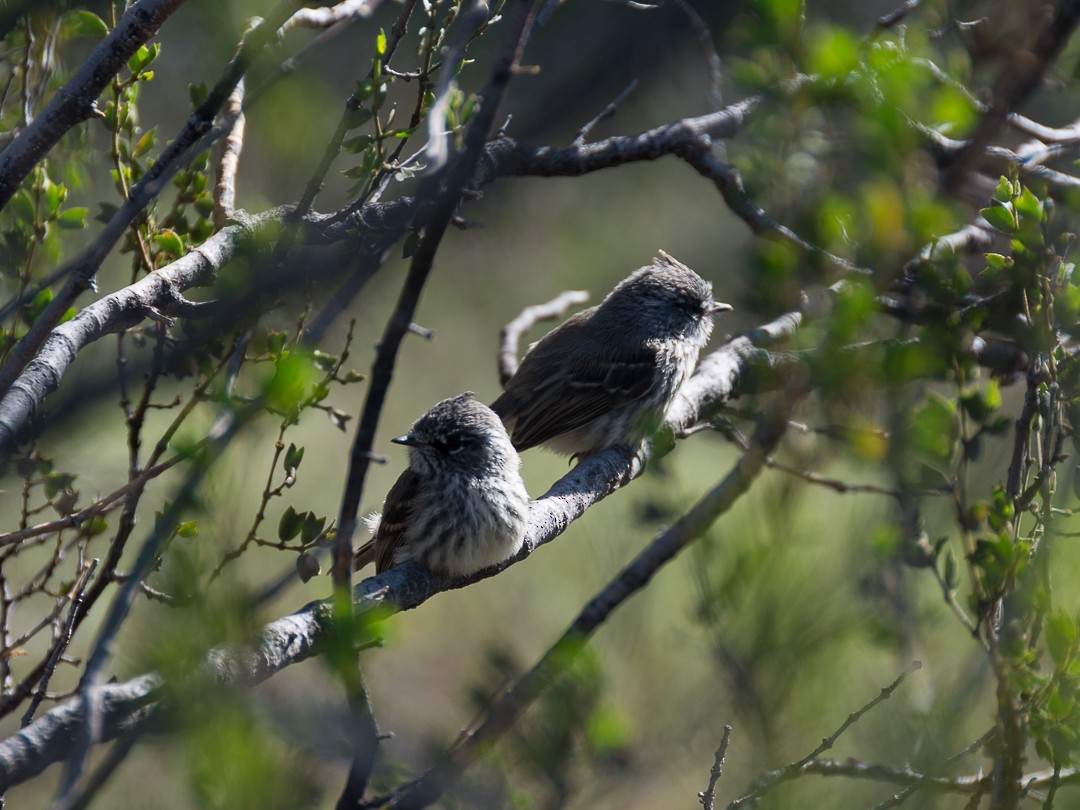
[0,1,1079,809]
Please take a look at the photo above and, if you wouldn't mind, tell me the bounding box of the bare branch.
[942,0,1080,193]
[212,79,246,229]
[497,289,589,385]
[726,661,923,809]
[572,79,638,146]
[280,0,383,32]
[699,725,733,810]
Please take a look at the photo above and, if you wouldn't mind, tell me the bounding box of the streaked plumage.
[354,393,529,577]
[492,252,731,456]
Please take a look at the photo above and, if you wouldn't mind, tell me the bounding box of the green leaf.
[284,443,304,473]
[128,43,161,75]
[301,514,326,545]
[980,203,1016,233]
[154,229,184,256]
[63,10,109,39]
[375,29,387,56]
[910,392,958,468]
[278,506,303,542]
[177,520,199,538]
[133,128,157,158]
[1015,186,1044,223]
[994,176,1014,203]
[343,132,374,154]
[55,207,87,230]
[44,179,66,217]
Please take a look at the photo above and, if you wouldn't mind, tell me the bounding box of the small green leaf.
[278,506,303,542]
[980,203,1016,233]
[284,443,304,473]
[56,207,87,230]
[133,128,157,158]
[344,131,375,158]
[375,29,387,56]
[1015,186,1043,222]
[154,229,184,256]
[993,176,1015,203]
[128,42,161,75]
[301,514,326,545]
[177,520,199,538]
[44,179,66,217]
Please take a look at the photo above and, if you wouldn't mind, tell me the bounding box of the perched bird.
[354,392,529,577]
[492,252,731,456]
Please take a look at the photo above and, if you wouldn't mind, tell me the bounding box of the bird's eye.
[442,435,470,455]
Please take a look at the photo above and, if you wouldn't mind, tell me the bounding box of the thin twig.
[726,661,923,809]
[20,560,97,728]
[573,79,639,145]
[942,0,1080,193]
[497,289,589,384]
[700,725,733,810]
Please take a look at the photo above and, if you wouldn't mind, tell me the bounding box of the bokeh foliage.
[0,0,1080,809]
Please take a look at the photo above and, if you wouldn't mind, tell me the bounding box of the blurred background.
[4,0,1080,807]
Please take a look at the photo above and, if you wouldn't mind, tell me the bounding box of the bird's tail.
[353,539,376,571]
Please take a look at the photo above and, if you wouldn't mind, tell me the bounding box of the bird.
[491,251,731,456]
[354,392,530,577]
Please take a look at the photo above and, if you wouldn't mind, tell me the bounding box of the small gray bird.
[354,393,529,577]
[492,252,731,456]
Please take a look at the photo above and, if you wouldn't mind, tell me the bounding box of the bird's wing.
[493,318,660,450]
[372,468,422,573]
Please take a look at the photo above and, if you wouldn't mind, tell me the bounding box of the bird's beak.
[392,434,428,449]
[708,301,734,314]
